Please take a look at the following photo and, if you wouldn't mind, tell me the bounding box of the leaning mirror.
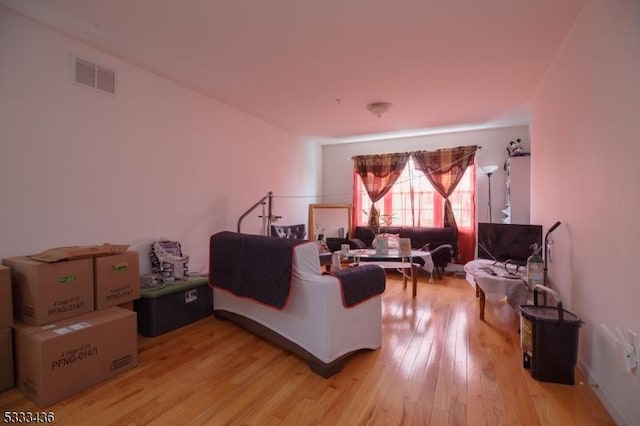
[308,204,353,241]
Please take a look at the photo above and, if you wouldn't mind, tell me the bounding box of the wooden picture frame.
[308,204,353,241]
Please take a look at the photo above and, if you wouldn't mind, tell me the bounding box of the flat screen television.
[477,222,543,266]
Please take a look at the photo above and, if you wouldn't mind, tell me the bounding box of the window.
[355,158,474,229]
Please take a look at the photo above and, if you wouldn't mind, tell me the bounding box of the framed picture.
[308,203,353,241]
[375,236,389,255]
[399,238,411,256]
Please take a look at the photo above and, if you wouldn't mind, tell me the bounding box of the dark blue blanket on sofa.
[209,231,304,309]
[326,264,386,307]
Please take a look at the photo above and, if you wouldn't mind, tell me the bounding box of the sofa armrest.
[325,238,348,252]
[349,238,368,249]
[329,264,385,307]
[326,238,369,252]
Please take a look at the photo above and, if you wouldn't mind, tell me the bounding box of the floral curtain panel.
[412,146,478,229]
[353,153,410,233]
[352,146,478,263]
[412,145,478,263]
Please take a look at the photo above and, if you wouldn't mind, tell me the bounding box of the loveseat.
[327,226,458,278]
[209,231,386,377]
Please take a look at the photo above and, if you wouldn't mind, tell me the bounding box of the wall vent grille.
[72,55,116,95]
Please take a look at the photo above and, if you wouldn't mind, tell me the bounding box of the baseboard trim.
[577,360,630,425]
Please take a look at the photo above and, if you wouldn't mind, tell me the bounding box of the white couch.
[210,234,383,377]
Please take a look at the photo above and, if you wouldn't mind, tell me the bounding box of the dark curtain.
[412,146,478,229]
[353,153,410,233]
[413,146,478,262]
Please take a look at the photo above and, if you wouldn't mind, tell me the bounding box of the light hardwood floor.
[1,273,615,425]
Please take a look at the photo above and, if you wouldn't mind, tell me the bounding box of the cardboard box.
[118,301,134,311]
[2,257,94,325]
[94,251,140,310]
[13,307,137,407]
[0,266,12,328]
[0,328,14,392]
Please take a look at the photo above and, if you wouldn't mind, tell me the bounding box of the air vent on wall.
[72,55,116,95]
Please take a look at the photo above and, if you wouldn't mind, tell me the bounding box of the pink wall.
[531,1,640,423]
[0,8,319,273]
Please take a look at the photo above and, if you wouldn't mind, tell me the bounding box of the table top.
[346,249,427,259]
[464,259,529,311]
[345,249,434,276]
[465,259,525,281]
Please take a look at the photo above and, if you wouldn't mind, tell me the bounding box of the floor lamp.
[480,165,499,223]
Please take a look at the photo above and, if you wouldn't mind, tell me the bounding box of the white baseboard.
[578,360,630,425]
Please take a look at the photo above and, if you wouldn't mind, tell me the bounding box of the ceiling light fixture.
[367,101,393,118]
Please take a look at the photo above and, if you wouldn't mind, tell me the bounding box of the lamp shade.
[480,165,499,175]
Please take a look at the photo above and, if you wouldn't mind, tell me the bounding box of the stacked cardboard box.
[93,251,140,310]
[2,251,141,407]
[13,307,137,407]
[2,257,94,325]
[0,266,12,327]
[0,266,14,392]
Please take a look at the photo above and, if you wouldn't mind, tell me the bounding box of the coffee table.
[464,259,529,320]
[346,249,433,297]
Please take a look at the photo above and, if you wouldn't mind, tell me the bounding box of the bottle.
[527,244,544,288]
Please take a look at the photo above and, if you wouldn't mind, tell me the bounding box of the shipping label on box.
[2,257,94,325]
[0,266,12,328]
[94,251,140,310]
[13,307,137,408]
[0,328,14,392]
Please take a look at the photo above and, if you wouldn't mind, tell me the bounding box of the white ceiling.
[2,0,586,140]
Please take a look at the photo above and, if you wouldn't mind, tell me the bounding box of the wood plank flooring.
[1,273,615,425]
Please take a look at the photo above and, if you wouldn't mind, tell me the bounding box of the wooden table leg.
[478,286,486,320]
[411,264,418,298]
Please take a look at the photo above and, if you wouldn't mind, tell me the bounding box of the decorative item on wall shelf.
[507,138,530,157]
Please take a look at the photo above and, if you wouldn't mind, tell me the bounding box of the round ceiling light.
[367,102,393,118]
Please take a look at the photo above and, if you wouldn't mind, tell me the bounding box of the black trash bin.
[519,285,583,385]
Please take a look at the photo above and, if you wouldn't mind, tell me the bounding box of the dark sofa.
[328,226,458,278]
